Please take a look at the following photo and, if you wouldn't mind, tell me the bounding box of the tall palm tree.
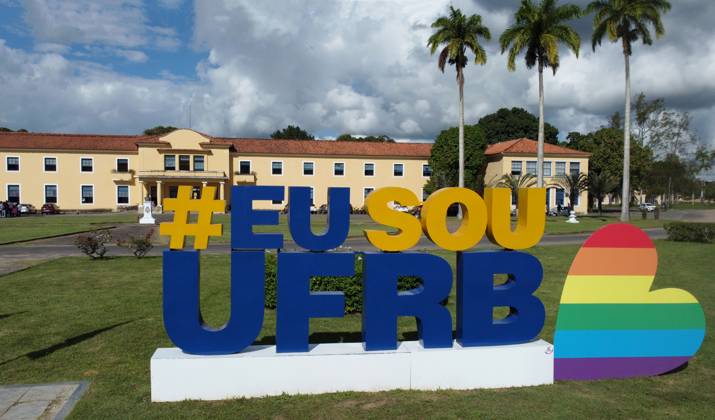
[588,171,618,215]
[491,173,538,206]
[500,0,581,188]
[587,0,671,221]
[552,172,589,212]
[428,7,491,195]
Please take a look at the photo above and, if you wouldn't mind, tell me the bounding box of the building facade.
[0,129,432,211]
[484,138,591,213]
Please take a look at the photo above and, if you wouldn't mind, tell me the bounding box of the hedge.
[264,253,424,313]
[664,222,715,244]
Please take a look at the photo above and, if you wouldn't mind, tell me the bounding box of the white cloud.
[115,49,148,63]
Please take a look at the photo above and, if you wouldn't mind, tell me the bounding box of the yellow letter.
[485,188,546,250]
[420,188,487,251]
[364,187,422,251]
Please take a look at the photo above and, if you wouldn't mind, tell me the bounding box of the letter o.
[420,188,487,251]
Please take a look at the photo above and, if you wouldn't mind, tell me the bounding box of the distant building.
[485,138,591,213]
[0,129,432,211]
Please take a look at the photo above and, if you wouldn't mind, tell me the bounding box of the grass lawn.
[1,241,713,418]
[0,213,138,244]
[545,215,664,234]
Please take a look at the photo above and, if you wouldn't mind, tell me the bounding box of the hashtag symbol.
[160,185,225,250]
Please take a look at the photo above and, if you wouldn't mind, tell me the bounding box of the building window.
[556,161,566,176]
[271,161,283,175]
[45,185,57,204]
[334,162,345,176]
[168,186,178,198]
[422,164,432,177]
[193,156,205,172]
[422,189,429,201]
[393,163,404,177]
[526,161,537,175]
[272,199,282,205]
[303,161,314,176]
[309,187,315,205]
[6,156,19,171]
[364,187,374,201]
[543,161,552,177]
[117,185,129,205]
[239,160,251,175]
[164,155,176,171]
[116,158,129,173]
[44,157,57,172]
[364,163,375,176]
[179,155,190,171]
[570,162,580,176]
[80,158,93,172]
[7,184,20,203]
[511,160,522,176]
[81,185,94,204]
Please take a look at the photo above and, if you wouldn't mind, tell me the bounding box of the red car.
[41,203,61,214]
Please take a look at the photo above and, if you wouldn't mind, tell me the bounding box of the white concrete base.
[139,201,155,225]
[151,340,553,401]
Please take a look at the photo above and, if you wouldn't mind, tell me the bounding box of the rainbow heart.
[554,224,706,381]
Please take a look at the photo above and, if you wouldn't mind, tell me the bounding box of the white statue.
[139,200,156,225]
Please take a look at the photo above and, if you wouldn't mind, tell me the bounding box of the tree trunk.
[537,62,545,188]
[598,197,603,216]
[620,51,631,222]
[457,68,465,219]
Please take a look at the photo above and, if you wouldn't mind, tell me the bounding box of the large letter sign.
[154,185,705,400]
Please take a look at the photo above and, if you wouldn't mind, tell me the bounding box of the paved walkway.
[0,382,87,420]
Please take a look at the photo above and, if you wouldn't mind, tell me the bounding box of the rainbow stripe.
[554,224,706,381]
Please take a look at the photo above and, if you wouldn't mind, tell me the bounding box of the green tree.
[645,154,696,205]
[552,172,589,211]
[478,107,559,144]
[424,125,488,195]
[428,6,491,196]
[588,0,672,221]
[587,171,618,215]
[0,127,13,132]
[270,125,314,140]
[500,0,581,188]
[490,173,537,206]
[143,126,177,136]
[335,134,395,143]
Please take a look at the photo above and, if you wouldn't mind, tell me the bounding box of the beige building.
[485,138,591,213]
[0,129,432,211]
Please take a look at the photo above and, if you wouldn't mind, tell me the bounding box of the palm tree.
[491,173,537,206]
[587,0,671,221]
[552,172,589,212]
[588,171,618,215]
[428,7,491,195]
[499,0,581,189]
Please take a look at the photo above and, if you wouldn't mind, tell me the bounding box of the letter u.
[162,250,265,355]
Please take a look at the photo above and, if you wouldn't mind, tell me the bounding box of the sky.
[0,0,714,154]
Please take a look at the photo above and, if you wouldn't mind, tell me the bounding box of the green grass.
[1,241,713,418]
[545,215,664,234]
[0,213,138,244]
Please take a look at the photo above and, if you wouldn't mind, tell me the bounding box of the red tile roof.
[0,132,157,151]
[0,131,432,158]
[212,137,432,158]
[485,138,590,157]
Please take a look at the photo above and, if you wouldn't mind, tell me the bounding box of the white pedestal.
[150,340,553,402]
[139,201,155,225]
[566,211,579,224]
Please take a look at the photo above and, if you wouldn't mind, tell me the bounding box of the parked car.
[310,204,318,214]
[41,203,61,214]
[390,202,410,213]
[548,206,570,216]
[639,203,656,212]
[19,203,37,214]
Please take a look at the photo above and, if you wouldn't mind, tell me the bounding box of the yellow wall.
[0,130,430,212]
[485,154,591,214]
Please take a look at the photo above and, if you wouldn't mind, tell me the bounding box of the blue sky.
[0,0,714,169]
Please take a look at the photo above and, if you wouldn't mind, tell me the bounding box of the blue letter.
[456,251,545,346]
[163,250,265,355]
[362,253,453,350]
[288,187,350,251]
[231,185,283,249]
[276,252,354,352]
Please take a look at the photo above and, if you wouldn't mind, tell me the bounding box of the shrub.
[74,229,112,259]
[263,253,423,313]
[117,229,154,258]
[664,222,715,243]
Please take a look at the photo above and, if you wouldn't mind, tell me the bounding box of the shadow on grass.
[0,311,29,320]
[253,330,442,346]
[0,319,136,367]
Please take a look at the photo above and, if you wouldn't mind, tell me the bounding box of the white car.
[639,203,656,212]
[390,202,410,213]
